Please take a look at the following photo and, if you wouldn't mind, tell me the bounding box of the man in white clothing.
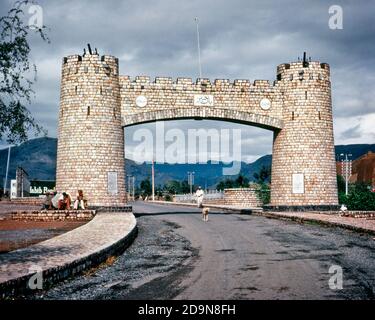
[195,186,204,208]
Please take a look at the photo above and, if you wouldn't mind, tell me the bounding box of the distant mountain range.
[0,137,374,189]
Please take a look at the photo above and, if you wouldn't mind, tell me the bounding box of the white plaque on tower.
[292,173,305,194]
[194,94,214,107]
[108,171,118,195]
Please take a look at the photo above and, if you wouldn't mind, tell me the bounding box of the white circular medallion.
[260,98,271,110]
[135,95,148,108]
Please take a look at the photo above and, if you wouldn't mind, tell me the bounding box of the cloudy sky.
[1,0,374,163]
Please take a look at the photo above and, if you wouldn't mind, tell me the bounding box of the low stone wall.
[7,197,44,206]
[11,210,95,221]
[339,211,375,218]
[223,188,262,208]
[203,198,226,205]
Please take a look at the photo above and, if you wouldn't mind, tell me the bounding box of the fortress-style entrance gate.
[56,49,338,210]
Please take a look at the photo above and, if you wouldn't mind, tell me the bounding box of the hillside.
[1,138,374,189]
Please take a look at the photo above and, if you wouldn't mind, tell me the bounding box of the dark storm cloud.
[1,0,374,154]
[340,123,361,139]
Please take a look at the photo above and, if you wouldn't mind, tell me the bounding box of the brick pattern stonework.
[56,54,126,207]
[223,188,262,208]
[11,210,95,221]
[270,62,338,207]
[56,52,338,208]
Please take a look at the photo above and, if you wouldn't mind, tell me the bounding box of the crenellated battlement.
[62,53,119,78]
[63,53,118,64]
[118,75,276,91]
[276,60,330,82]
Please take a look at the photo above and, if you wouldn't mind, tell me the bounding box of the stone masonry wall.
[11,210,95,221]
[270,61,338,206]
[223,188,262,207]
[120,77,284,130]
[56,54,126,207]
[56,50,338,209]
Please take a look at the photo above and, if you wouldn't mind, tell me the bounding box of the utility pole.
[194,17,202,79]
[127,175,130,200]
[188,171,195,195]
[3,146,11,194]
[127,175,135,201]
[340,153,352,196]
[152,158,155,201]
[132,176,135,201]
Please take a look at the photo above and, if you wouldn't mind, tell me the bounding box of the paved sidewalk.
[0,211,137,297]
[257,211,375,235]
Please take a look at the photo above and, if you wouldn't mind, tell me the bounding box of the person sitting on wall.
[42,192,54,210]
[73,189,87,210]
[51,191,60,209]
[58,192,71,210]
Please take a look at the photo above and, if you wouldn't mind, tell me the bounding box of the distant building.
[351,151,375,185]
[337,151,375,186]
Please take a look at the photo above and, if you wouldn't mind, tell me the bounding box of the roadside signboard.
[29,180,56,196]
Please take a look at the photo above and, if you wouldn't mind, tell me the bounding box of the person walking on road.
[195,186,204,208]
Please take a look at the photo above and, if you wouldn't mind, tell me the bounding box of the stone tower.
[270,58,338,208]
[56,51,126,207]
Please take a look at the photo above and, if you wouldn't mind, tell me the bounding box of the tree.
[339,182,375,210]
[140,179,152,196]
[216,174,249,190]
[180,180,190,194]
[235,174,249,187]
[253,165,271,183]
[0,0,49,144]
[336,174,346,194]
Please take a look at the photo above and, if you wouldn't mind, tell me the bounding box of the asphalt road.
[33,201,375,300]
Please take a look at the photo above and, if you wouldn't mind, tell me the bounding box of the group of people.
[43,189,87,210]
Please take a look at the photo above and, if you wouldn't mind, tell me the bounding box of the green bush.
[338,183,375,210]
[164,194,172,202]
[255,183,270,205]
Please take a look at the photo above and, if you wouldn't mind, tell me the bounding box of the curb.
[0,212,138,298]
[148,200,257,214]
[254,211,375,236]
[149,201,375,236]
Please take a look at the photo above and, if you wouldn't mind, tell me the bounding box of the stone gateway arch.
[56,50,338,210]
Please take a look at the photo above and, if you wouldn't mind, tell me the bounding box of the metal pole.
[152,158,155,201]
[345,154,348,196]
[190,173,192,195]
[132,176,135,200]
[188,171,195,195]
[188,172,192,195]
[127,175,130,199]
[341,153,352,196]
[4,146,11,193]
[195,17,202,79]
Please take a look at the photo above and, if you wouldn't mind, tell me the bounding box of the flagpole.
[195,17,202,79]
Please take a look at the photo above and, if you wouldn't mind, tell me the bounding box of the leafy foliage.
[255,182,270,205]
[139,179,152,197]
[339,182,375,210]
[253,165,271,183]
[0,0,49,143]
[163,180,190,194]
[336,174,346,193]
[216,173,249,191]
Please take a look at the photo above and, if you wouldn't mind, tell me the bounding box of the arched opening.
[124,119,274,206]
